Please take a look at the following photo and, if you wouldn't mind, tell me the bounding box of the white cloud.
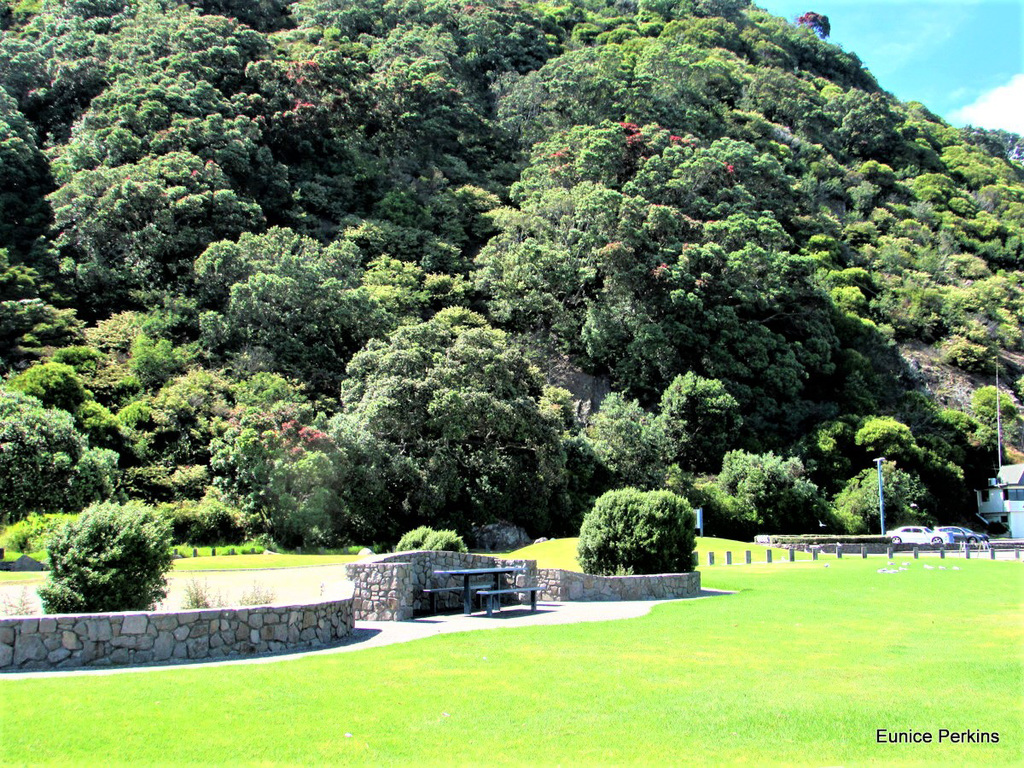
[949,74,1024,133]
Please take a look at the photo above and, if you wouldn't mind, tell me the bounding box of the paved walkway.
[2,590,731,679]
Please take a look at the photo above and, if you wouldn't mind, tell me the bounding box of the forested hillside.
[2,0,1023,546]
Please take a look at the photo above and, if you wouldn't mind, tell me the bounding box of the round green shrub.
[395,525,468,552]
[38,501,174,613]
[422,528,468,553]
[396,525,434,551]
[577,488,696,576]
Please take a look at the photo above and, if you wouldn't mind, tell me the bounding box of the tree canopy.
[1,0,1022,545]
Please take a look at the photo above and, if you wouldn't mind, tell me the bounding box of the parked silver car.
[936,526,989,544]
[885,526,955,546]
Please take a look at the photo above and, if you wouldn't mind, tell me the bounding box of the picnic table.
[431,566,526,615]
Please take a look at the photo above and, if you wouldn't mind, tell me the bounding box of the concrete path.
[1,590,731,679]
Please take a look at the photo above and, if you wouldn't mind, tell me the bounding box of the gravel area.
[0,564,354,616]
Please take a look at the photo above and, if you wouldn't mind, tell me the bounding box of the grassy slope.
[503,536,818,571]
[2,557,1020,766]
[171,553,362,571]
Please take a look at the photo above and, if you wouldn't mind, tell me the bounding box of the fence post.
[788,548,795,562]
[745,550,751,565]
[766,550,772,564]
[913,547,919,559]
[1016,548,1021,560]
[965,546,971,560]
[812,549,818,561]
[726,552,732,565]
[861,545,867,559]
[939,547,945,559]
[887,545,893,559]
[990,548,996,560]
[836,544,842,559]
[708,552,714,566]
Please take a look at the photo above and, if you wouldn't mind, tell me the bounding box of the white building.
[976,464,1024,538]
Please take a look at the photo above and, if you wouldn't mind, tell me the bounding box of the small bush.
[396,526,467,552]
[577,488,696,576]
[396,525,434,551]
[0,587,36,617]
[38,501,174,613]
[182,578,223,609]
[238,582,276,606]
[422,529,468,553]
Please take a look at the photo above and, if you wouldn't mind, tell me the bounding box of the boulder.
[471,521,532,552]
[11,555,46,572]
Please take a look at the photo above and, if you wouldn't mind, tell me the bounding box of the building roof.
[996,464,1024,486]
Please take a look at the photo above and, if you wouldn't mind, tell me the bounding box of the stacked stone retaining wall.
[537,569,700,602]
[345,551,535,620]
[1,593,355,671]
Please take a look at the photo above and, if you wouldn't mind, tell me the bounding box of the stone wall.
[537,569,701,602]
[0,593,355,671]
[345,551,536,620]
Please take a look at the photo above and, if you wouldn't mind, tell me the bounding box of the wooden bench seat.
[476,586,541,616]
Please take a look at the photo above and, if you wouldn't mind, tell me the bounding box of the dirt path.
[0,564,352,616]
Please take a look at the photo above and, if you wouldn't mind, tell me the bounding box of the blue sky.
[756,0,1024,133]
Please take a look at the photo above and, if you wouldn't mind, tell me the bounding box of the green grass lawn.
[0,571,45,583]
[3,556,1021,766]
[503,536,819,571]
[171,553,362,571]
[502,537,581,569]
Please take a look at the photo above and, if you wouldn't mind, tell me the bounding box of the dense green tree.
[49,151,264,310]
[335,307,568,539]
[0,389,118,523]
[586,392,667,488]
[657,372,741,473]
[833,464,930,534]
[714,450,830,534]
[196,228,386,393]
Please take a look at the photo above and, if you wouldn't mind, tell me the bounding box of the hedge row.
[769,535,891,545]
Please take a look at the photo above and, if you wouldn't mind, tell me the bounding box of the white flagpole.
[996,359,1004,470]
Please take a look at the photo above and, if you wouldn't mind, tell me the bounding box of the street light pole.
[874,457,886,534]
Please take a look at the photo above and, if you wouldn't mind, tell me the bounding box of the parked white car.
[885,526,955,546]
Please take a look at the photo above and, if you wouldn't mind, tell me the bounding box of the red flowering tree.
[797,11,830,39]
